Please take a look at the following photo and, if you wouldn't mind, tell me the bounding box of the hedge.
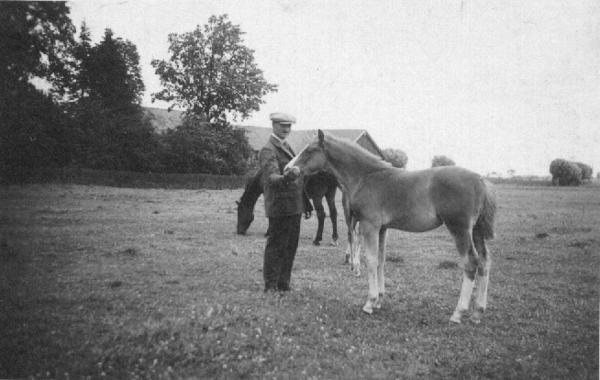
[1,167,249,190]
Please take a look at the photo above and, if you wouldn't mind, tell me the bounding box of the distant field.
[1,183,598,379]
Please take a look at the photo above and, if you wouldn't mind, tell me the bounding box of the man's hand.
[283,166,300,182]
[304,211,312,219]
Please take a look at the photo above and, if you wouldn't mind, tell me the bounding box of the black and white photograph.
[1,1,598,379]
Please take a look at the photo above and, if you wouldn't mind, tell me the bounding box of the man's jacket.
[259,136,311,218]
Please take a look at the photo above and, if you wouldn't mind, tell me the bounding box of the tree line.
[5,4,590,184]
[1,4,275,182]
[549,159,593,186]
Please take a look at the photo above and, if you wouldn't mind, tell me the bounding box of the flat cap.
[270,112,296,124]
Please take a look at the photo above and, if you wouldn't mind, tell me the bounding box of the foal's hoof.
[374,296,383,309]
[312,241,321,246]
[470,308,484,324]
[330,239,338,246]
[450,311,464,324]
[362,305,373,314]
[469,315,481,324]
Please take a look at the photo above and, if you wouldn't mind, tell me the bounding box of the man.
[259,112,312,293]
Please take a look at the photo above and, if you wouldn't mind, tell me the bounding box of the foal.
[286,130,498,324]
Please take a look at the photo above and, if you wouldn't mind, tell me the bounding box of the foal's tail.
[475,179,498,240]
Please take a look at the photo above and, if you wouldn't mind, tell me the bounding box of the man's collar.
[271,134,287,145]
[270,134,294,156]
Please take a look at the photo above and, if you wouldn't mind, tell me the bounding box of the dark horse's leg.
[312,196,325,245]
[325,185,338,245]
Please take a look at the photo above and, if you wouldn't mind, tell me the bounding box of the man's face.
[272,122,292,140]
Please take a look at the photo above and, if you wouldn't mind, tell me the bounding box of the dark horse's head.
[236,200,254,235]
[236,171,263,235]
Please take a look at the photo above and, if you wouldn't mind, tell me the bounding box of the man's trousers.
[263,214,302,291]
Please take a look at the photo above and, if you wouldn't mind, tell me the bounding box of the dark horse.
[236,170,341,246]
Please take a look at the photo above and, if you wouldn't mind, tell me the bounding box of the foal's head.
[286,130,329,176]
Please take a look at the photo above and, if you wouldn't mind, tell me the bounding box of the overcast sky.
[68,0,600,176]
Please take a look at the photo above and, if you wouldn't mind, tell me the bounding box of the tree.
[63,27,156,171]
[550,159,582,186]
[0,81,73,181]
[549,159,593,186]
[0,2,76,180]
[383,148,408,169]
[0,2,75,85]
[574,162,593,181]
[86,29,144,108]
[432,155,456,167]
[151,14,278,124]
[54,22,95,102]
[58,27,145,108]
[158,115,252,175]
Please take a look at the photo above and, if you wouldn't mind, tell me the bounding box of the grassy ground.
[0,183,598,380]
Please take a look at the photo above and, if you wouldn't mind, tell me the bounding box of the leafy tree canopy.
[0,1,75,85]
[383,148,408,169]
[550,158,590,186]
[87,29,145,108]
[158,115,252,175]
[56,26,145,109]
[55,24,155,172]
[151,14,278,124]
[432,155,456,167]
[0,2,75,180]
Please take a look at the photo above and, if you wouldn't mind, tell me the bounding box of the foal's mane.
[323,132,391,171]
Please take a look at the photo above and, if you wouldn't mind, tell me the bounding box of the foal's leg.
[346,219,361,276]
[471,231,491,324]
[360,222,380,314]
[351,221,362,276]
[344,230,352,264]
[312,197,326,246]
[449,229,479,323]
[373,228,388,309]
[342,191,352,265]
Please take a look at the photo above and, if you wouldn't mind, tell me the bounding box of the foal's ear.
[318,130,325,146]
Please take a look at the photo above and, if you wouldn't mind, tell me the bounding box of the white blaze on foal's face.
[285,141,326,176]
[284,145,307,173]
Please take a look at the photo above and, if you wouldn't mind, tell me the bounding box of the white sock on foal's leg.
[451,272,475,323]
[471,263,491,324]
[362,244,379,314]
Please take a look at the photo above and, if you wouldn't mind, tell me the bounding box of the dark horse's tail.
[475,179,498,240]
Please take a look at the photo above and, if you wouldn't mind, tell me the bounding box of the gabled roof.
[240,126,321,153]
[239,126,384,158]
[143,108,384,158]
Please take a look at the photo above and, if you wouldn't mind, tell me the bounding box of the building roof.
[144,107,384,158]
[239,126,384,158]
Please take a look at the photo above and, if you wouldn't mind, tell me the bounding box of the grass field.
[1,183,598,380]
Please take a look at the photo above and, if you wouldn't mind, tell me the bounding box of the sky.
[67,0,600,177]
